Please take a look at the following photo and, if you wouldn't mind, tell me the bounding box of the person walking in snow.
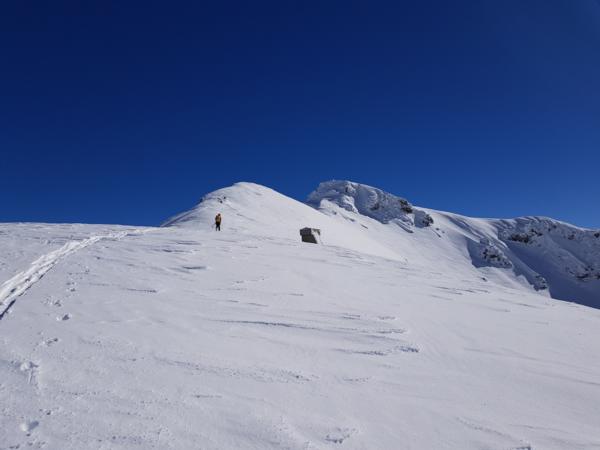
[215,213,222,231]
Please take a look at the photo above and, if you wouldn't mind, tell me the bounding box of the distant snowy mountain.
[168,180,600,308]
[2,181,600,449]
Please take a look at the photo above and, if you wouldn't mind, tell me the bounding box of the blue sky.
[2,1,599,227]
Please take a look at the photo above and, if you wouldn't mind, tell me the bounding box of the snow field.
[1,181,600,449]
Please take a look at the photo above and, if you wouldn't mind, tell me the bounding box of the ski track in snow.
[0,228,148,321]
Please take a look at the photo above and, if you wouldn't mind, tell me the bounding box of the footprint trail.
[0,228,148,321]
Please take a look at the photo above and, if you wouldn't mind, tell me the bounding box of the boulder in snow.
[300,227,322,244]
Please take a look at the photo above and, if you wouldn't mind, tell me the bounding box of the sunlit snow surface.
[1,183,600,449]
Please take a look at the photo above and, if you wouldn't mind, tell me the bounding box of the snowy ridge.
[162,182,401,260]
[164,180,600,307]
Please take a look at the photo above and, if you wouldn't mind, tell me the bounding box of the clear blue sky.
[2,1,599,227]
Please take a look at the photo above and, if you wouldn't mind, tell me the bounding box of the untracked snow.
[1,181,600,449]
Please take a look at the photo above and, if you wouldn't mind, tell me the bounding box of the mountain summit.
[165,180,600,307]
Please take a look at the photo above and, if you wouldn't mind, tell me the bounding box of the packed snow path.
[0,228,148,320]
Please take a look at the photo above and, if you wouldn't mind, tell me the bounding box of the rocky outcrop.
[307,180,433,230]
[533,274,549,291]
[414,210,434,228]
[496,217,600,291]
[476,238,512,268]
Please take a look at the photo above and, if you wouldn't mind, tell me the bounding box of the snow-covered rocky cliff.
[304,180,600,307]
[307,180,435,231]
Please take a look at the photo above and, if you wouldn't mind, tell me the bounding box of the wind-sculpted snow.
[1,222,599,449]
[2,182,600,449]
[307,180,434,231]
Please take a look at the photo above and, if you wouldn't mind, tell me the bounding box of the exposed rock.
[307,180,432,232]
[534,274,548,291]
[415,210,434,227]
[504,228,543,244]
[399,199,413,214]
[497,217,600,289]
[300,227,321,244]
[477,238,512,268]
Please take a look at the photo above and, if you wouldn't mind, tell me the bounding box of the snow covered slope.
[306,180,600,308]
[162,182,399,260]
[167,181,600,307]
[1,182,600,449]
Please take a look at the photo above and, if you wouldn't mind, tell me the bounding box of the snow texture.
[1,180,600,449]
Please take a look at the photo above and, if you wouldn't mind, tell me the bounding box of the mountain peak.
[307,180,434,229]
[160,180,600,307]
